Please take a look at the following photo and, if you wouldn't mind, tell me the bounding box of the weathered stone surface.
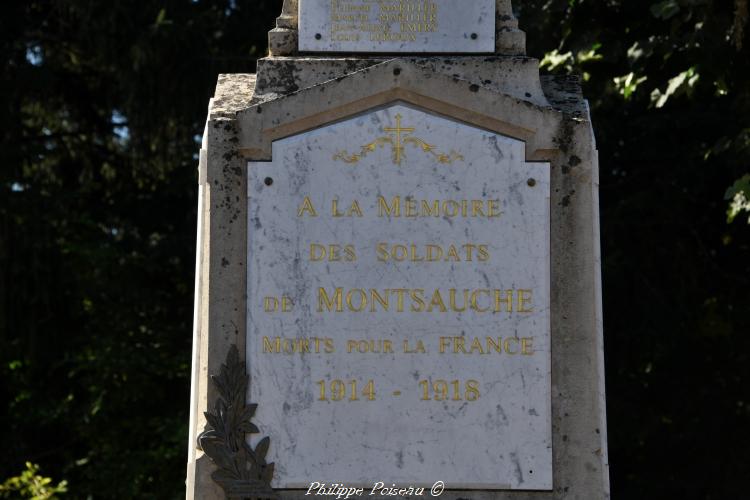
[269,27,299,57]
[210,74,256,119]
[187,2,609,499]
[252,57,550,108]
[247,103,552,489]
[238,59,557,160]
[540,75,589,117]
[299,0,496,54]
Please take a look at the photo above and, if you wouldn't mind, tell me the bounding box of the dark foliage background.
[1,0,748,498]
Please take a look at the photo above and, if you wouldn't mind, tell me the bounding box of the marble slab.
[299,0,495,53]
[247,104,551,490]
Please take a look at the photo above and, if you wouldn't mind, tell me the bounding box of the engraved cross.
[384,114,415,165]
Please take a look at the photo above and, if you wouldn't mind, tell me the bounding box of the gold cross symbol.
[383,114,415,165]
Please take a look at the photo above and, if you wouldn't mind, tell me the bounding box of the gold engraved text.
[317,287,534,314]
[262,336,335,354]
[438,337,536,356]
[377,196,502,218]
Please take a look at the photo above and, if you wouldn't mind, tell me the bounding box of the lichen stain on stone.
[554,118,576,154]
[561,190,576,207]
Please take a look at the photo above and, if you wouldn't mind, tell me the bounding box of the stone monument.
[186,1,610,498]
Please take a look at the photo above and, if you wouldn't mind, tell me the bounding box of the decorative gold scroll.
[333,114,464,165]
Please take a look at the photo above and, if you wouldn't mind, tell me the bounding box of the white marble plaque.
[299,0,495,53]
[247,104,551,490]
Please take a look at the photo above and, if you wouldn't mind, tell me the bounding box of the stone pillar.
[268,0,298,56]
[277,0,298,28]
[496,0,526,55]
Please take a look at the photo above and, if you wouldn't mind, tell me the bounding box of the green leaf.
[155,8,166,25]
[650,0,681,20]
[0,462,67,499]
[651,67,700,108]
[577,43,604,64]
[627,41,646,62]
[614,72,648,99]
[540,49,574,72]
[725,174,750,223]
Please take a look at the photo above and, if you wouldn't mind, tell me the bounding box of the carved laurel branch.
[198,345,277,500]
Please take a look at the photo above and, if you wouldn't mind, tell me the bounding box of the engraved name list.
[299,0,496,53]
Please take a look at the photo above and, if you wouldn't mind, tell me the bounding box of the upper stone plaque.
[299,0,496,53]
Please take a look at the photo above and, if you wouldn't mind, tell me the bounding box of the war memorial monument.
[186,1,610,498]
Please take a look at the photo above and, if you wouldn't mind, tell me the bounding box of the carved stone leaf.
[242,442,259,469]
[214,398,229,421]
[198,428,222,446]
[200,438,237,473]
[243,403,258,419]
[237,421,260,435]
[204,411,226,438]
[231,392,245,413]
[211,372,230,402]
[197,345,277,499]
[235,451,251,479]
[255,437,270,461]
[261,463,275,484]
[212,345,248,404]
[212,468,241,488]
